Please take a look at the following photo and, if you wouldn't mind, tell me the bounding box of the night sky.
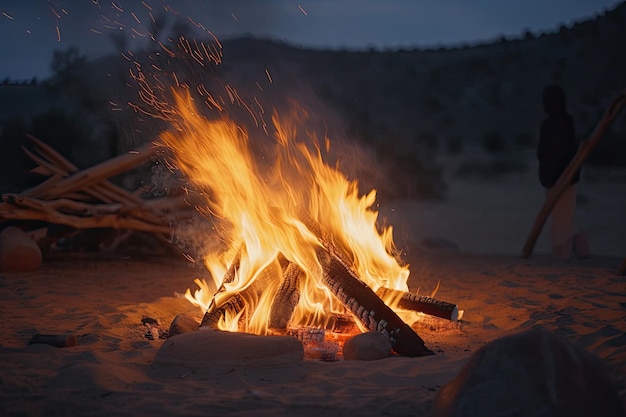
[0,0,621,80]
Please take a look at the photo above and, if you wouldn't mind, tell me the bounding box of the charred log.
[200,293,246,329]
[376,288,460,321]
[318,249,433,357]
[269,262,302,330]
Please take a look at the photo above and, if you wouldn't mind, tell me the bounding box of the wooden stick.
[0,205,171,234]
[34,143,157,200]
[3,194,123,216]
[23,135,141,205]
[198,293,246,329]
[521,91,626,258]
[376,288,460,321]
[25,136,197,229]
[269,262,302,330]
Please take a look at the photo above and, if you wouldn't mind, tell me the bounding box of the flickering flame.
[162,90,409,334]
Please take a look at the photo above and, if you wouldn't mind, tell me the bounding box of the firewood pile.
[0,135,196,254]
[199,211,461,357]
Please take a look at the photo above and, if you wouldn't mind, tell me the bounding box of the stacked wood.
[199,211,443,357]
[0,135,196,253]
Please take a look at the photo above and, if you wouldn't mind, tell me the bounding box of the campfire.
[0,90,461,359]
[160,91,460,357]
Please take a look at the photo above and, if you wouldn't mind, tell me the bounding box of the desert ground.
[0,169,624,416]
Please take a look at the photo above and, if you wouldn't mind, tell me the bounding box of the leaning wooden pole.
[521,91,626,259]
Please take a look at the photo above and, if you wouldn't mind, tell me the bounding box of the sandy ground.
[0,173,624,416]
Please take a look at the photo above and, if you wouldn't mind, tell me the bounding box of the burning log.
[200,251,241,326]
[201,293,246,329]
[295,209,433,356]
[269,262,302,330]
[317,248,433,357]
[376,288,460,321]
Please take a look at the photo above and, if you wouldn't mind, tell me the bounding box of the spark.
[141,1,152,10]
[2,11,14,20]
[298,5,308,16]
[111,2,124,13]
[56,25,61,42]
[187,16,205,31]
[48,6,61,19]
[164,5,180,16]
[131,11,141,24]
[265,69,273,83]
[254,96,265,114]
[90,28,103,34]
[231,13,238,22]
[131,27,148,37]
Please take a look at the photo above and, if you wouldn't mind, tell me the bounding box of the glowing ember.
[161,91,411,335]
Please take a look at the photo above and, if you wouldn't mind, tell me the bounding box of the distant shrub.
[416,131,438,151]
[455,158,528,178]
[30,108,86,165]
[515,132,535,148]
[422,94,442,112]
[374,140,445,200]
[446,135,464,155]
[481,130,507,153]
[587,131,626,166]
[0,117,38,191]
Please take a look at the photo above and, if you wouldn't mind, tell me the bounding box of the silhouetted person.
[537,84,580,259]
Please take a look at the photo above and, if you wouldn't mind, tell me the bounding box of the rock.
[433,328,625,417]
[0,226,42,272]
[343,331,392,361]
[154,329,304,368]
[168,314,199,338]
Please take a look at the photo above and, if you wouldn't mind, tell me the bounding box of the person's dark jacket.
[537,85,580,188]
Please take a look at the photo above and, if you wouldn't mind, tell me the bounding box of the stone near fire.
[154,329,304,368]
[343,331,392,361]
[432,328,625,417]
[0,226,42,272]
[168,314,199,338]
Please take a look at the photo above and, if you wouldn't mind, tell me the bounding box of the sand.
[1,173,625,416]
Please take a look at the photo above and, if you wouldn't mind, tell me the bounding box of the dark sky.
[0,0,621,80]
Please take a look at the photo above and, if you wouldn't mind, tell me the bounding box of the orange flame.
[161,90,409,334]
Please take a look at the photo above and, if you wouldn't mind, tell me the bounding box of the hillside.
[1,2,625,198]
